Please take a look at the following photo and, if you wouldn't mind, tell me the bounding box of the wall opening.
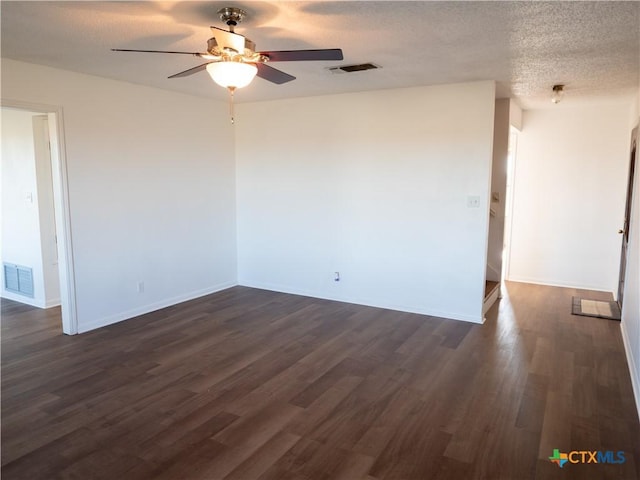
[1,103,77,334]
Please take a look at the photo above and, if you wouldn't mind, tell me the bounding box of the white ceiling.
[2,1,639,109]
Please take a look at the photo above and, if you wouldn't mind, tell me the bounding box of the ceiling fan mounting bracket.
[217,7,247,30]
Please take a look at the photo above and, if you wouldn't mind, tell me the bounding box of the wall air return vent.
[328,63,380,74]
[3,263,34,298]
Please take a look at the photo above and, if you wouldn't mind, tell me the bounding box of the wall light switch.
[467,196,480,208]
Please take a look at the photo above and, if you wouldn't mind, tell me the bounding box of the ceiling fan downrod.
[217,7,246,33]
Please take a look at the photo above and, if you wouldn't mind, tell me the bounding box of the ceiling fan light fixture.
[206,61,257,89]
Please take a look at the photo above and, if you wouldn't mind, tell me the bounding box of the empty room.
[1,1,639,479]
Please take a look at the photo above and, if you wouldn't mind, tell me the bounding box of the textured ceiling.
[1,1,639,109]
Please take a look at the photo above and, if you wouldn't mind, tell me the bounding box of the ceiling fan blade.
[210,26,247,54]
[112,48,205,57]
[168,62,211,79]
[256,63,296,84]
[259,49,343,62]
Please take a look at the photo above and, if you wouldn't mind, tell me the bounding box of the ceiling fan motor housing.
[217,7,247,29]
[207,36,264,62]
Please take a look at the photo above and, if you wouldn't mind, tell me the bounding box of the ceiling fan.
[112,6,343,91]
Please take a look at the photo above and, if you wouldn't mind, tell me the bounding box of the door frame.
[502,127,519,281]
[618,126,638,307]
[1,99,78,334]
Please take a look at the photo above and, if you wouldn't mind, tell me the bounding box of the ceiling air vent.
[328,63,380,74]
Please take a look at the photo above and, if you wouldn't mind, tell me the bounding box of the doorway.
[1,102,77,334]
[618,126,638,307]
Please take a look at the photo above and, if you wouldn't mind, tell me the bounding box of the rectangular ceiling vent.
[328,63,380,74]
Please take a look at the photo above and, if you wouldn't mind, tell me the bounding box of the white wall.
[32,114,61,306]
[1,108,49,307]
[621,90,640,416]
[509,101,523,131]
[236,81,496,323]
[486,99,510,282]
[509,103,631,293]
[2,59,237,332]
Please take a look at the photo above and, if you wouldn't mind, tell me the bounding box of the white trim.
[0,291,59,309]
[1,99,78,334]
[48,110,78,333]
[506,276,613,294]
[45,297,61,308]
[620,321,640,419]
[77,282,237,333]
[503,128,519,281]
[238,281,485,324]
[483,284,501,316]
[1,291,44,308]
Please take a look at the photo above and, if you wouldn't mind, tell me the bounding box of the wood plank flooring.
[2,282,639,479]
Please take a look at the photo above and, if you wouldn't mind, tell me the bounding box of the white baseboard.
[483,284,500,315]
[620,321,640,420]
[45,297,61,308]
[238,281,484,324]
[1,292,61,309]
[1,291,45,308]
[77,282,237,333]
[506,276,612,294]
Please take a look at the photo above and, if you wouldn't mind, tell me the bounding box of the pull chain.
[228,86,236,124]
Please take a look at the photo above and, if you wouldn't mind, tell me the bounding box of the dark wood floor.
[2,282,639,480]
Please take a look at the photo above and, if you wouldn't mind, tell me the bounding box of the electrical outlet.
[467,196,480,208]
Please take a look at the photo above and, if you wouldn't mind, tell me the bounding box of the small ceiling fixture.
[551,84,565,104]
